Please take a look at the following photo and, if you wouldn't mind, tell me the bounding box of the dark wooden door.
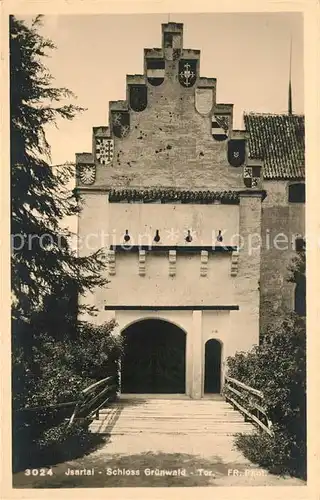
[204,339,221,393]
[121,320,186,393]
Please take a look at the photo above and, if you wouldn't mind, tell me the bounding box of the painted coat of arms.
[227,139,246,167]
[146,59,165,86]
[95,138,114,164]
[243,165,261,188]
[212,114,230,141]
[178,60,197,88]
[195,88,213,115]
[163,32,181,61]
[129,85,148,112]
[111,111,130,139]
[78,164,95,185]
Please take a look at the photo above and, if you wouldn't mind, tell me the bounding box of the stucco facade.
[76,22,305,398]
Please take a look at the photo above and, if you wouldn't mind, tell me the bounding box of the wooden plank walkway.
[13,395,305,487]
[89,394,256,437]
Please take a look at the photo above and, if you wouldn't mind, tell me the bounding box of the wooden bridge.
[87,375,273,437]
[89,394,256,436]
[13,376,304,487]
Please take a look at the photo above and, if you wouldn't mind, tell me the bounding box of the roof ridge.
[244,111,304,118]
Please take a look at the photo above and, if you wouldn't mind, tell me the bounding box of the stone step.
[97,419,245,425]
[118,396,225,401]
[103,403,233,406]
[111,401,230,406]
[99,411,241,417]
[90,422,253,431]
[100,407,236,413]
[100,415,244,423]
[95,425,247,431]
[89,428,254,436]
[106,406,234,411]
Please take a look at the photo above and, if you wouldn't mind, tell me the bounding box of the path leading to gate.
[87,395,303,486]
[13,395,304,488]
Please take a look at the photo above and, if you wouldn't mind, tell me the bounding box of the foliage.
[12,320,123,471]
[10,14,107,322]
[38,420,91,450]
[226,278,306,479]
[13,417,108,471]
[226,245,306,478]
[24,320,123,408]
[234,429,306,478]
[10,15,120,468]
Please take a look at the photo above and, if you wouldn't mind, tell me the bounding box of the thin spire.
[288,35,293,115]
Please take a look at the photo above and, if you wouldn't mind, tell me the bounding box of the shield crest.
[243,165,261,188]
[95,138,114,165]
[212,114,230,141]
[78,164,96,185]
[147,59,165,86]
[163,32,182,61]
[111,111,130,139]
[178,60,197,88]
[227,139,246,167]
[195,88,213,115]
[129,85,147,112]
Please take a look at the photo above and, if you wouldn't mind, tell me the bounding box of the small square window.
[288,183,305,203]
[252,166,261,177]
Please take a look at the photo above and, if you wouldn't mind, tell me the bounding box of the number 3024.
[24,468,53,476]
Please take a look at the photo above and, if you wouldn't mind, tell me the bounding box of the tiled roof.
[244,113,305,179]
[109,189,240,204]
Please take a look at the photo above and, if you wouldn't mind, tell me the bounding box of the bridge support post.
[191,310,203,399]
[109,311,122,397]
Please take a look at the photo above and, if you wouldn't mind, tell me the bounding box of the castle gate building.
[76,22,305,399]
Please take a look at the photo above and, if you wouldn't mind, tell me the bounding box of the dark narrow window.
[164,32,173,48]
[294,237,306,316]
[295,278,306,316]
[295,238,305,252]
[288,183,305,203]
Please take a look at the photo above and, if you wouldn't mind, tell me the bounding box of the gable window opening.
[288,183,305,203]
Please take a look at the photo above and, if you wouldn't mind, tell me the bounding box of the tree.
[10,15,106,324]
[10,15,115,409]
[10,16,124,470]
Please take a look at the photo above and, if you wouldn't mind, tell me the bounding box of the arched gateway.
[121,319,186,394]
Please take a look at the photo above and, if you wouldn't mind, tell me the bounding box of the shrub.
[22,320,123,408]
[234,428,306,479]
[226,313,306,479]
[38,420,90,451]
[13,418,105,471]
[12,320,123,471]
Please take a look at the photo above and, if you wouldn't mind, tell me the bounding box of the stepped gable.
[245,113,305,180]
[76,22,264,191]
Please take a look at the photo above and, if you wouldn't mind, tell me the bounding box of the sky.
[22,12,304,166]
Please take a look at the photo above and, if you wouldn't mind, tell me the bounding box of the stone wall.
[76,23,257,192]
[260,180,305,333]
[108,202,239,246]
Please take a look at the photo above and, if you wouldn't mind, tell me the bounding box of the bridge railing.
[68,375,118,427]
[14,376,118,432]
[224,375,274,436]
